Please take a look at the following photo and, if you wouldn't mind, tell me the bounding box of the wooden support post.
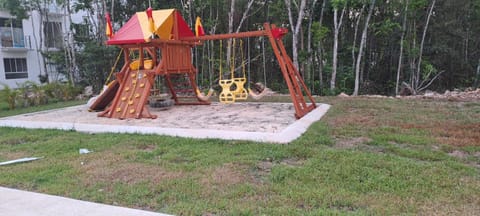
[264,23,316,119]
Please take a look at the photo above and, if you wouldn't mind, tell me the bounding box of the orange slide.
[88,80,120,111]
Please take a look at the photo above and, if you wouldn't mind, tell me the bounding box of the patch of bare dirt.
[328,110,379,128]
[448,150,469,159]
[393,121,480,147]
[334,137,372,149]
[255,160,274,180]
[76,152,183,186]
[210,163,247,185]
[251,158,305,184]
[201,163,249,187]
[419,200,480,216]
[135,144,156,151]
[280,158,305,167]
[0,151,29,161]
[434,123,480,147]
[0,138,31,145]
[474,152,480,158]
[448,150,480,168]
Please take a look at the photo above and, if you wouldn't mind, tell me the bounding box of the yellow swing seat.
[232,77,248,100]
[219,79,235,104]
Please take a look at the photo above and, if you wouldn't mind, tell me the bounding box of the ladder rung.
[172,82,191,86]
[173,89,194,93]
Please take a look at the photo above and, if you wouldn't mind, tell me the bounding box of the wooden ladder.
[165,72,210,105]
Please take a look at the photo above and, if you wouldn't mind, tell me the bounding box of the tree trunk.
[98,0,107,43]
[64,0,77,85]
[415,0,436,92]
[225,0,259,71]
[307,0,318,91]
[353,0,375,96]
[396,0,409,95]
[226,0,236,69]
[352,5,365,87]
[409,20,416,89]
[208,1,219,87]
[235,0,255,33]
[41,4,49,83]
[110,0,115,21]
[474,58,480,89]
[285,0,307,70]
[330,5,346,91]
[30,11,45,82]
[317,0,326,93]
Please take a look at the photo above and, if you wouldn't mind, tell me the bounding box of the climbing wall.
[99,68,156,119]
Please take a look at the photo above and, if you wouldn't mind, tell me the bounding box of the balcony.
[1,27,31,52]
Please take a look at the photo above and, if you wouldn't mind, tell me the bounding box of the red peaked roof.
[107,9,194,45]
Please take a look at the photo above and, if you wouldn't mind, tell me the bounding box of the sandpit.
[0,103,330,143]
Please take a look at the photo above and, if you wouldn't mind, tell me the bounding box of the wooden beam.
[181,30,268,41]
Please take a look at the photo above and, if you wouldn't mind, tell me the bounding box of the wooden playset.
[90,8,316,119]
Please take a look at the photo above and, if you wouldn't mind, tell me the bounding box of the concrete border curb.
[0,104,330,143]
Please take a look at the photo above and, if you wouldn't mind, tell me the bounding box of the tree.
[284,0,307,69]
[412,0,437,93]
[351,3,365,91]
[60,0,78,85]
[396,0,409,95]
[330,0,347,91]
[314,0,327,94]
[3,0,478,95]
[353,0,375,96]
[306,0,319,91]
[225,0,258,67]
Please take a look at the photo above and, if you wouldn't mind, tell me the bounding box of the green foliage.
[42,50,68,80]
[331,0,348,9]
[76,42,120,92]
[0,84,19,110]
[409,0,429,10]
[43,82,82,102]
[16,81,48,107]
[0,82,82,111]
[373,18,400,36]
[0,0,28,19]
[312,22,330,43]
[421,60,438,80]
[5,0,480,96]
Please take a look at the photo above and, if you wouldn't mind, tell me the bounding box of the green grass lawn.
[0,97,479,215]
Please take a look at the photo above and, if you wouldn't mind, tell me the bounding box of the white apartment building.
[0,3,81,89]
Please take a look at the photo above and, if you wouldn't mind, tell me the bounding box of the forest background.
[3,0,480,96]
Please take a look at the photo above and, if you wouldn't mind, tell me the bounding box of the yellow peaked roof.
[136,9,175,40]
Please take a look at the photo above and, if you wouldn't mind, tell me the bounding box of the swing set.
[217,39,249,104]
[91,8,316,120]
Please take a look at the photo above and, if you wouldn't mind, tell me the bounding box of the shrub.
[0,84,19,110]
[0,82,83,110]
[16,81,48,107]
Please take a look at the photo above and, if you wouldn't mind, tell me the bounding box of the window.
[0,18,25,48]
[4,58,28,79]
[44,21,63,48]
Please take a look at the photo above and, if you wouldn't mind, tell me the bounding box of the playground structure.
[91,8,316,119]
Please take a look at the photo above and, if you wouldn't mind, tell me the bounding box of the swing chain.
[105,48,124,85]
